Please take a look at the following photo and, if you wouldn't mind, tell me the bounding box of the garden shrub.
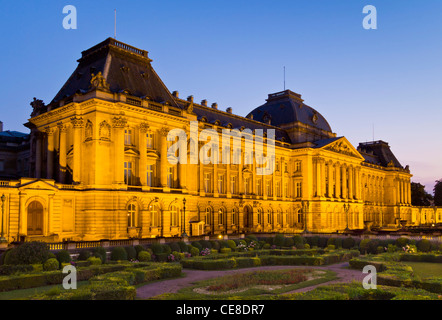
[327,245,335,251]
[87,257,102,265]
[307,236,319,248]
[359,239,371,254]
[199,240,212,250]
[134,245,145,254]
[327,238,335,246]
[189,246,199,257]
[171,251,185,261]
[43,258,59,271]
[150,243,164,255]
[137,251,151,262]
[342,237,355,249]
[178,241,188,253]
[417,239,431,252]
[377,246,385,254]
[93,247,107,264]
[154,253,169,262]
[124,246,137,260]
[246,235,258,242]
[274,234,285,247]
[4,242,50,265]
[220,248,232,254]
[210,241,220,250]
[56,250,72,266]
[265,237,274,245]
[219,240,229,249]
[335,238,343,249]
[0,264,34,275]
[110,247,128,261]
[191,241,203,251]
[262,243,271,250]
[304,243,310,249]
[395,237,409,248]
[227,240,236,250]
[168,242,181,253]
[318,237,328,248]
[77,250,91,261]
[163,245,172,255]
[284,237,294,247]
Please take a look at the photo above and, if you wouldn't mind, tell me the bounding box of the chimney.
[0,121,3,132]
[187,95,193,103]
[226,107,232,114]
[201,99,208,107]
[172,91,179,98]
[211,103,218,110]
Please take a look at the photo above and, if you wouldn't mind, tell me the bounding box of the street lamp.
[0,194,6,243]
[181,198,188,238]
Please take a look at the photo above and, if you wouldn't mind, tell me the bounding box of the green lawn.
[402,262,442,278]
[0,281,89,300]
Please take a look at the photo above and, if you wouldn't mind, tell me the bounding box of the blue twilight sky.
[0,0,441,193]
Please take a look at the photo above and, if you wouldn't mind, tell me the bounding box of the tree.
[434,179,442,206]
[410,182,433,206]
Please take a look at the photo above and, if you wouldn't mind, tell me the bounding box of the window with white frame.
[127,203,137,227]
[124,129,133,145]
[124,162,133,185]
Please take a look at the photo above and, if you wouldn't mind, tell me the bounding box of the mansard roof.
[357,140,403,168]
[51,38,178,107]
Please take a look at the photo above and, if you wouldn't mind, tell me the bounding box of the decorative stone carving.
[325,141,359,158]
[57,122,67,132]
[70,116,84,128]
[99,121,111,140]
[90,72,110,91]
[139,122,150,133]
[30,97,46,117]
[160,127,169,137]
[112,115,127,128]
[85,120,93,140]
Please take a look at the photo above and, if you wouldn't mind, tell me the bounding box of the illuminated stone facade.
[0,38,436,243]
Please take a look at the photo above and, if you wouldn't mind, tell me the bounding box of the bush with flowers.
[200,248,211,256]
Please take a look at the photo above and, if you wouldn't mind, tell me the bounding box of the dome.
[246,90,332,133]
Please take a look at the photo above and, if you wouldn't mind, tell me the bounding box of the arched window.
[150,204,160,227]
[170,205,180,227]
[127,203,137,227]
[277,210,283,226]
[218,208,225,225]
[232,208,237,225]
[257,208,263,225]
[205,207,213,225]
[267,209,273,225]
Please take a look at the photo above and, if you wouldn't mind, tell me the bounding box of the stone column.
[48,194,54,235]
[19,192,27,236]
[341,166,347,199]
[58,123,67,183]
[160,127,168,187]
[335,164,341,198]
[348,166,354,200]
[327,162,333,197]
[71,116,84,183]
[112,116,127,184]
[214,144,218,196]
[139,123,149,186]
[321,159,326,197]
[315,158,321,197]
[46,127,54,180]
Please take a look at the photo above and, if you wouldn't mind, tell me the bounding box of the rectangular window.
[204,173,212,193]
[295,161,301,172]
[146,133,154,149]
[257,179,262,196]
[167,167,173,188]
[230,176,236,194]
[147,165,153,187]
[218,174,225,194]
[296,182,302,198]
[266,180,272,197]
[276,181,281,197]
[124,129,133,145]
[284,182,288,198]
[124,162,133,185]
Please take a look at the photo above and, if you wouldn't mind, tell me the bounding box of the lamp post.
[0,194,6,243]
[344,203,350,232]
[181,198,188,238]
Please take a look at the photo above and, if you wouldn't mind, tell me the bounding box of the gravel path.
[136,262,365,299]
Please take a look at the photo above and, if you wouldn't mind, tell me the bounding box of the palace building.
[0,38,439,244]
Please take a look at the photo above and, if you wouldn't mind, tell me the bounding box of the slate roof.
[51,38,178,107]
[358,141,403,168]
[246,90,332,133]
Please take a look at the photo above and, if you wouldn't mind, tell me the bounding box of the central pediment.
[318,137,364,160]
